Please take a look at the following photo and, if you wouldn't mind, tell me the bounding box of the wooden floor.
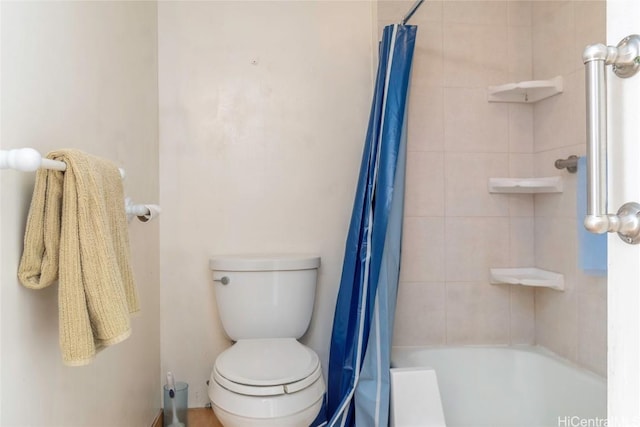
[186,408,223,426]
[154,408,223,427]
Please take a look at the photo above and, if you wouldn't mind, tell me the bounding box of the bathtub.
[391,346,606,427]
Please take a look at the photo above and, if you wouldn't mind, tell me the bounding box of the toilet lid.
[215,338,320,388]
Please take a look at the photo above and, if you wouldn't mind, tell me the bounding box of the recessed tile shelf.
[488,177,563,194]
[490,268,565,291]
[487,76,563,103]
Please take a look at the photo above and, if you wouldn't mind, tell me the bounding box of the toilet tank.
[209,255,321,341]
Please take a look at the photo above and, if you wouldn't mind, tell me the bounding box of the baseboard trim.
[152,407,220,426]
[151,409,162,427]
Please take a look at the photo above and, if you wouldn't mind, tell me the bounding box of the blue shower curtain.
[324,24,416,427]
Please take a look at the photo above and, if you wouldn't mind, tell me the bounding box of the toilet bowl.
[209,339,325,427]
[207,255,324,427]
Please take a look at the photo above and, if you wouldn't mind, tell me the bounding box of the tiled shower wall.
[386,0,606,376]
[382,0,537,348]
[532,1,607,376]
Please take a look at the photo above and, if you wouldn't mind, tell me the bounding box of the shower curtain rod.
[401,0,425,25]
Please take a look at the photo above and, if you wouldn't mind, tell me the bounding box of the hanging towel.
[18,149,139,366]
[577,156,607,275]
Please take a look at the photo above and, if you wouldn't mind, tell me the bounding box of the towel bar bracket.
[555,155,578,173]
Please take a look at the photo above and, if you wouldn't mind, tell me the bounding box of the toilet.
[208,255,325,427]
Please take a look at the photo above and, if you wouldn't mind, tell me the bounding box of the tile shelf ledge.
[490,268,565,291]
[487,76,563,103]
[488,176,563,194]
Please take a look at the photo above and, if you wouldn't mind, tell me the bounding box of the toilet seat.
[214,338,321,396]
[214,364,322,397]
[209,339,326,422]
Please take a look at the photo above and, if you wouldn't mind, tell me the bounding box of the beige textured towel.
[18,149,139,366]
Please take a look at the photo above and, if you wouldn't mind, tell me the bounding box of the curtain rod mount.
[401,0,425,25]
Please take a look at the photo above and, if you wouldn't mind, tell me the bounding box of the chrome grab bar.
[583,35,640,244]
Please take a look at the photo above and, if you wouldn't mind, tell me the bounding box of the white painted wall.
[158,1,375,406]
[606,1,640,423]
[0,2,160,425]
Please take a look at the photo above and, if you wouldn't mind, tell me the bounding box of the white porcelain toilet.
[208,255,325,427]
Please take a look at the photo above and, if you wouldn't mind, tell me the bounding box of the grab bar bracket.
[612,35,640,78]
[616,202,640,245]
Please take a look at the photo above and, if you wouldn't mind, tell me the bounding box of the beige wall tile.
[509,194,535,217]
[405,151,445,216]
[401,217,446,282]
[533,72,581,152]
[446,282,511,344]
[535,287,578,361]
[408,85,444,152]
[393,282,446,346]
[569,69,586,148]
[444,152,510,217]
[576,290,607,376]
[510,285,535,344]
[508,104,534,153]
[443,23,509,88]
[409,0,443,24]
[378,0,416,22]
[532,1,575,79]
[443,1,508,26]
[508,153,535,217]
[508,25,533,83]
[533,147,579,219]
[574,272,607,296]
[508,1,532,27]
[532,1,571,24]
[509,153,534,177]
[509,217,535,267]
[534,217,578,290]
[445,217,510,282]
[444,88,509,152]
[412,22,444,88]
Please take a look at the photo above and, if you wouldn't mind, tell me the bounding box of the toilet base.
[212,397,323,427]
